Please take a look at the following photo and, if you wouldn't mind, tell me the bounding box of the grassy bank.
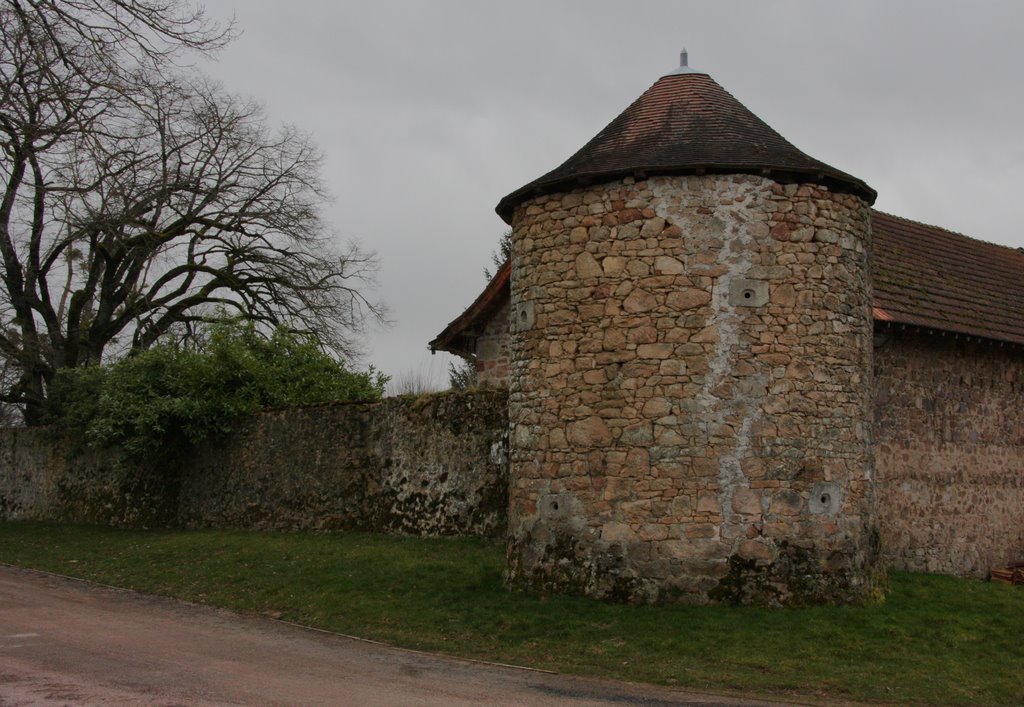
[1,522,1020,704]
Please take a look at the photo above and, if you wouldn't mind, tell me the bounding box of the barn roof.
[495,66,876,223]
[872,211,1024,346]
[430,211,1024,355]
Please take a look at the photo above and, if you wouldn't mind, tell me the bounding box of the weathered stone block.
[566,416,613,447]
[575,251,602,278]
[654,255,684,274]
[602,256,627,275]
[623,288,657,313]
[771,489,804,516]
[696,492,721,514]
[731,488,763,516]
[620,421,654,446]
[667,289,711,310]
[636,343,673,359]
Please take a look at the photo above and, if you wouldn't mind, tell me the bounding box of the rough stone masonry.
[0,391,510,538]
[504,174,884,605]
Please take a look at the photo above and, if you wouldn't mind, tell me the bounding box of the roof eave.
[873,309,1024,348]
[429,259,512,356]
[496,164,876,223]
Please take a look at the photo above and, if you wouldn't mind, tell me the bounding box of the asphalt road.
[0,566,787,706]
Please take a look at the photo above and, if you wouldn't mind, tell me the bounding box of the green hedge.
[46,322,387,457]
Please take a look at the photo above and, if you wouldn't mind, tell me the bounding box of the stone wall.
[0,428,178,527]
[0,390,509,538]
[180,391,509,535]
[874,328,1024,575]
[506,174,881,605]
[475,301,511,387]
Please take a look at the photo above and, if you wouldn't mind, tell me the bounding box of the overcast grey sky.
[199,0,1024,388]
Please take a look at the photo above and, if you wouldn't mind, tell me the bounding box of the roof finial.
[663,47,706,77]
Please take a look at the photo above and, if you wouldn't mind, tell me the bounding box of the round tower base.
[505,526,886,606]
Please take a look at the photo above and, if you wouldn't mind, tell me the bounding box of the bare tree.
[0,2,384,424]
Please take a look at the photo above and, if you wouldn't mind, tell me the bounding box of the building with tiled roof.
[431,53,1024,604]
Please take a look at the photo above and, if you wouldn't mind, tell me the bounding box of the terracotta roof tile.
[872,211,1024,345]
[496,72,875,221]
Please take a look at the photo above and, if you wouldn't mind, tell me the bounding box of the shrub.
[46,321,387,457]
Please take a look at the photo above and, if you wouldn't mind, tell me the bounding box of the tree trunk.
[20,372,47,427]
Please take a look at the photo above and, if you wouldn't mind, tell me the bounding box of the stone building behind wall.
[431,55,1024,604]
[870,213,1024,576]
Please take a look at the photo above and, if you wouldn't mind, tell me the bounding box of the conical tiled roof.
[496,69,875,222]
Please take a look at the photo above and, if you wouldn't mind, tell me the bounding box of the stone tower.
[497,55,883,605]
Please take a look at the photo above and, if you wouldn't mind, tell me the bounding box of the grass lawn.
[1,522,1021,705]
